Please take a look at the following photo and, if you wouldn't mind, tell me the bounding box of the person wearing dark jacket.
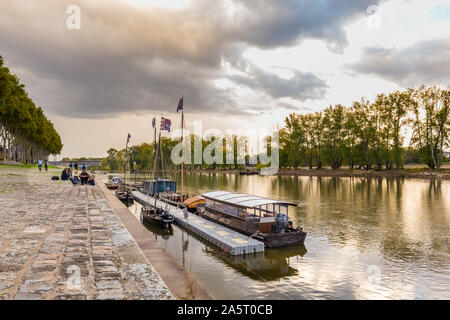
[80,170,90,184]
[61,168,70,180]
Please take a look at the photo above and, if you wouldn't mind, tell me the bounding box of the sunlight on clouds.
[126,0,191,9]
[213,78,253,99]
[223,0,240,19]
[214,78,235,90]
[243,40,345,76]
[221,56,249,77]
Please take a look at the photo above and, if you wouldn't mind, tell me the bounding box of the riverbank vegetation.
[101,85,448,173]
[0,162,59,170]
[0,55,62,162]
[280,86,449,170]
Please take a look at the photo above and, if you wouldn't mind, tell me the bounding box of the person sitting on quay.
[80,170,90,184]
[61,168,70,180]
[70,175,80,185]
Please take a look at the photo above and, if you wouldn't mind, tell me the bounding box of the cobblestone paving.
[0,167,173,300]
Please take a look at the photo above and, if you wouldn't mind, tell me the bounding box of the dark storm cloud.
[346,37,450,87]
[0,0,383,118]
[229,0,384,53]
[230,62,328,101]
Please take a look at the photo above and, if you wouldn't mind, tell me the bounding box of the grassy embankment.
[0,163,60,169]
[275,165,450,179]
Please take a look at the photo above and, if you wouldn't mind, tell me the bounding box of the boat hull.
[115,192,134,204]
[254,230,307,248]
[140,207,174,228]
[197,209,306,248]
[105,183,118,190]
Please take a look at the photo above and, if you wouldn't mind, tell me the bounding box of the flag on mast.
[127,133,131,143]
[177,96,183,113]
[161,117,171,132]
[152,117,156,128]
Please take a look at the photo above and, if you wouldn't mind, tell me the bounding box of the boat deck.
[132,191,265,255]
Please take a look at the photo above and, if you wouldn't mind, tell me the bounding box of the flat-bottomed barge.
[132,191,265,255]
[199,191,306,248]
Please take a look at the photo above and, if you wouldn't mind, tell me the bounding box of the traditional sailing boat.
[139,117,174,228]
[113,133,135,203]
[158,96,206,211]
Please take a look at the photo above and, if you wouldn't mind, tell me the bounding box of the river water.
[126,174,449,299]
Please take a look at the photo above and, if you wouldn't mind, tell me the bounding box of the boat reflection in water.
[177,222,307,281]
[130,198,307,282]
[203,244,307,281]
[141,219,174,239]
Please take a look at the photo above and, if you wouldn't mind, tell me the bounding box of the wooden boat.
[239,168,258,175]
[182,195,206,212]
[105,176,123,190]
[197,191,306,248]
[135,116,176,229]
[123,182,142,190]
[140,205,174,228]
[159,191,189,207]
[105,183,118,190]
[115,189,134,203]
[158,97,196,207]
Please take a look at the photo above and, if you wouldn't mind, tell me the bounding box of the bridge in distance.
[49,160,102,167]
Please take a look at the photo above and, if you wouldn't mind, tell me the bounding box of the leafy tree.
[0,55,62,162]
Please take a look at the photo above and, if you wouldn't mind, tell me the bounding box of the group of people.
[60,163,95,186]
[38,159,48,172]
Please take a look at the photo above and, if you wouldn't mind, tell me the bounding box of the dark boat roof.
[201,191,297,209]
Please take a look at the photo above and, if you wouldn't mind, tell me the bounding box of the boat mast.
[154,118,162,209]
[181,102,184,197]
[124,134,129,184]
[152,117,157,195]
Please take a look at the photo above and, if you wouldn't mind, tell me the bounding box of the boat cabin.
[142,179,177,196]
[201,191,297,234]
[111,176,123,184]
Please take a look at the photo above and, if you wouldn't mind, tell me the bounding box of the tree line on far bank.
[0,55,62,162]
[101,135,251,172]
[101,85,449,173]
[280,86,449,170]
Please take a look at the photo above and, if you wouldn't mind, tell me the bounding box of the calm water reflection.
[128,174,449,299]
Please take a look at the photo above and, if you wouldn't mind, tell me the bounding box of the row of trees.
[0,56,62,162]
[102,85,448,172]
[280,86,449,170]
[101,135,251,172]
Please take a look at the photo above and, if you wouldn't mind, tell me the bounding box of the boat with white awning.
[198,191,306,248]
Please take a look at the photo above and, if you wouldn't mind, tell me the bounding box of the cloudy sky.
[1,0,449,159]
